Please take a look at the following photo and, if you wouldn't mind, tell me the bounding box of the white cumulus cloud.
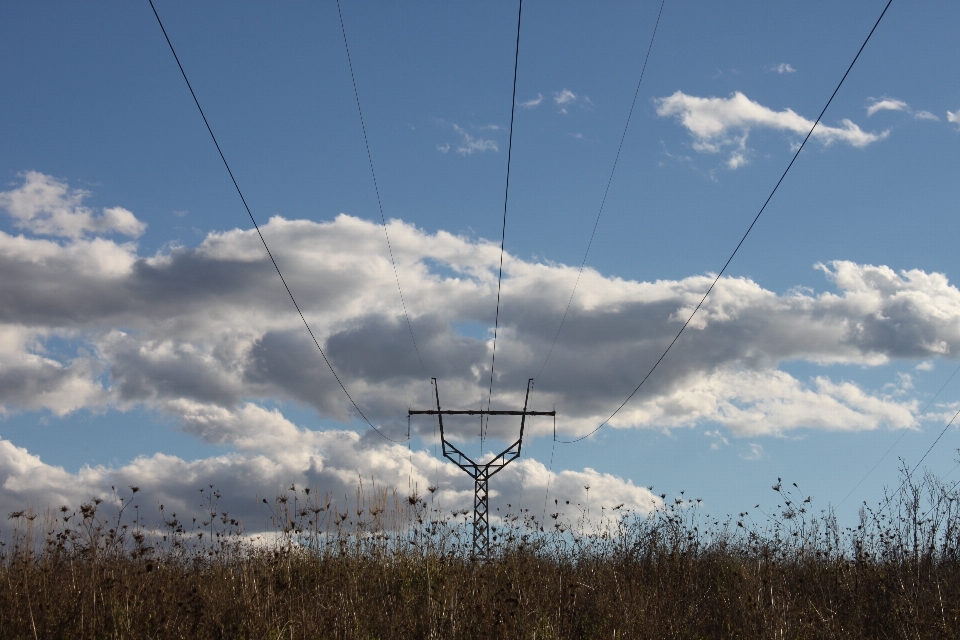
[0,171,146,238]
[866,98,939,122]
[0,431,661,531]
[866,98,910,117]
[656,91,888,169]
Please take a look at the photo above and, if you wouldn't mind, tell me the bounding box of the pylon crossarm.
[408,409,555,416]
[483,438,522,478]
[441,439,480,476]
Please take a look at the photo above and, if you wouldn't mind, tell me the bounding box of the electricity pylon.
[409,378,554,558]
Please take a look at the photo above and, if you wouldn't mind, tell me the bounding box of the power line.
[911,409,960,484]
[535,0,666,382]
[838,361,960,508]
[919,460,960,522]
[873,405,960,518]
[335,0,427,378]
[482,0,524,449]
[557,0,894,445]
[147,0,405,444]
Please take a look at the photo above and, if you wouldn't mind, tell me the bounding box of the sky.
[2,0,960,531]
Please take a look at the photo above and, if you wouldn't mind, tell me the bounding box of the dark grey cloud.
[105,335,242,407]
[0,195,954,435]
[0,171,954,523]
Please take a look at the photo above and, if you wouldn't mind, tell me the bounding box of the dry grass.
[3,467,960,638]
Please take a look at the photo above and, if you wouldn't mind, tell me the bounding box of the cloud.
[725,137,749,169]
[554,89,577,106]
[866,98,910,117]
[656,91,888,169]
[741,443,765,460]
[0,430,661,531]
[948,110,960,129]
[772,63,796,74]
[705,429,728,450]
[5,174,960,515]
[0,327,108,416]
[520,93,543,108]
[436,143,450,154]
[865,98,939,121]
[452,124,498,155]
[552,89,589,114]
[726,155,747,169]
[0,171,146,238]
[0,179,950,438]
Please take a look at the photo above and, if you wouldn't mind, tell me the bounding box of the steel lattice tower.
[410,378,554,558]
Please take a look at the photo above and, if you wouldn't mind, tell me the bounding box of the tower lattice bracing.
[410,378,553,558]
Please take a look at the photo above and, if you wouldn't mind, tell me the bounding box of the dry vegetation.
[4,466,960,639]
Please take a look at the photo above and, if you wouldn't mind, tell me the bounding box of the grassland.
[3,467,960,638]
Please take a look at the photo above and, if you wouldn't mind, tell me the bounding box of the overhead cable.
[872,404,960,518]
[147,0,405,443]
[535,0,667,382]
[837,361,960,508]
[909,409,960,488]
[919,460,960,522]
[336,0,427,377]
[557,0,894,444]
[482,0,524,449]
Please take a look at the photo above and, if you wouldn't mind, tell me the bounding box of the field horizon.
[3,462,960,638]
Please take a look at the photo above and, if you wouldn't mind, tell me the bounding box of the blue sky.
[2,0,960,528]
